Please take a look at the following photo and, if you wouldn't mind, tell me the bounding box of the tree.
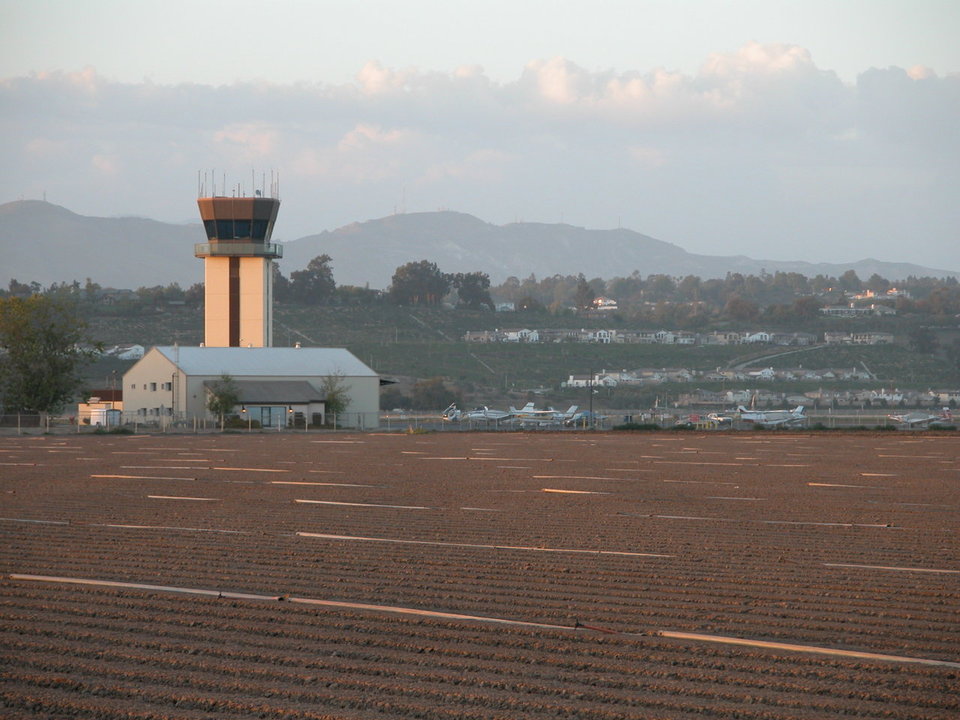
[388,260,451,305]
[451,271,494,310]
[271,263,291,303]
[6,279,40,298]
[515,295,546,313]
[410,377,459,410]
[865,273,890,294]
[289,254,335,304]
[646,274,676,301]
[184,282,205,308]
[320,372,351,420]
[0,295,101,415]
[791,296,823,319]
[206,374,240,429]
[839,269,862,293]
[573,274,595,311]
[723,294,760,322]
[909,326,939,355]
[380,386,410,411]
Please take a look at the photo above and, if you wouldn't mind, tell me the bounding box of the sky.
[2,0,959,271]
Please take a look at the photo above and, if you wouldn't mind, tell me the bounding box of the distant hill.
[0,200,205,289]
[281,211,960,288]
[2,201,957,290]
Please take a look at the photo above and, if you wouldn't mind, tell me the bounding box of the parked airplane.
[509,403,579,426]
[737,405,806,428]
[888,407,953,428]
[563,409,607,427]
[440,403,461,421]
[674,412,734,429]
[461,406,513,421]
[708,412,735,427]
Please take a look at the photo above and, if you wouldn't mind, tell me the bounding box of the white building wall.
[123,349,180,418]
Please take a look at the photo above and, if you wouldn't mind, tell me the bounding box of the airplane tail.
[441,403,459,421]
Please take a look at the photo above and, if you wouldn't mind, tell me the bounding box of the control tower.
[195,174,281,347]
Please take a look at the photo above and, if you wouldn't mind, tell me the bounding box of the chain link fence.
[0,409,935,435]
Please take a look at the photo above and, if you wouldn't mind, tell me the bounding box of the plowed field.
[1,431,958,719]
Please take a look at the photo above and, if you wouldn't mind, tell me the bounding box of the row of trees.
[492,270,960,322]
[272,256,495,310]
[7,260,960,319]
[495,270,960,310]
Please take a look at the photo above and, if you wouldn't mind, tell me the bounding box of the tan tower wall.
[203,257,232,347]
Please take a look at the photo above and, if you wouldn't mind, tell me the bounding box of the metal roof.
[154,346,377,378]
[203,380,325,404]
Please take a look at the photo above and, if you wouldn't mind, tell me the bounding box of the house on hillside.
[591,296,619,312]
[123,346,380,428]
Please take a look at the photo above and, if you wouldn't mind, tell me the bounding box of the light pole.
[588,368,593,429]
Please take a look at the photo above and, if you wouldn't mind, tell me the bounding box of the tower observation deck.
[195,173,282,348]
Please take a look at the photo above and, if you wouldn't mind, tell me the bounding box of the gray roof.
[203,380,326,404]
[154,346,377,378]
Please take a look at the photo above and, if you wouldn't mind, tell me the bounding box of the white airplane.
[442,404,515,422]
[737,405,806,428]
[508,403,579,426]
[440,403,461,421]
[888,407,953,428]
[674,412,734,429]
[462,406,513,421]
[563,409,606,427]
[708,412,734,427]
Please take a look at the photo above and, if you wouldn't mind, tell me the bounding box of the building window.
[150,383,157,391]
[162,382,172,391]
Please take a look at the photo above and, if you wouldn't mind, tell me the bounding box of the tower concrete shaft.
[195,196,281,347]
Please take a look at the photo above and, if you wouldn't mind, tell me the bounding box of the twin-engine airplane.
[737,405,807,428]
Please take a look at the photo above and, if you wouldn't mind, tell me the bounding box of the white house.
[123,346,380,429]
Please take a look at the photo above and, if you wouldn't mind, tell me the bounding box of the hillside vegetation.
[80,305,959,400]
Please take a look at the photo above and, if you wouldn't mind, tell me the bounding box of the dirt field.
[1,430,958,719]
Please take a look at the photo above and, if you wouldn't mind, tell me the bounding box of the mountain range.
[2,200,957,290]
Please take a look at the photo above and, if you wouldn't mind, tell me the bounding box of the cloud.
[0,43,957,269]
[91,154,120,175]
[337,123,408,151]
[421,149,513,184]
[213,123,279,160]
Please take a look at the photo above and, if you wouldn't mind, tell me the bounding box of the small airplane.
[707,412,734,427]
[508,403,579,426]
[440,403,461,421]
[462,406,513,421]
[563,409,607,427]
[441,404,517,422]
[674,412,734,429]
[888,407,953,428]
[737,405,806,428]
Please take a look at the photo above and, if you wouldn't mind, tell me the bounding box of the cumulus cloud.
[213,123,279,160]
[0,43,957,268]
